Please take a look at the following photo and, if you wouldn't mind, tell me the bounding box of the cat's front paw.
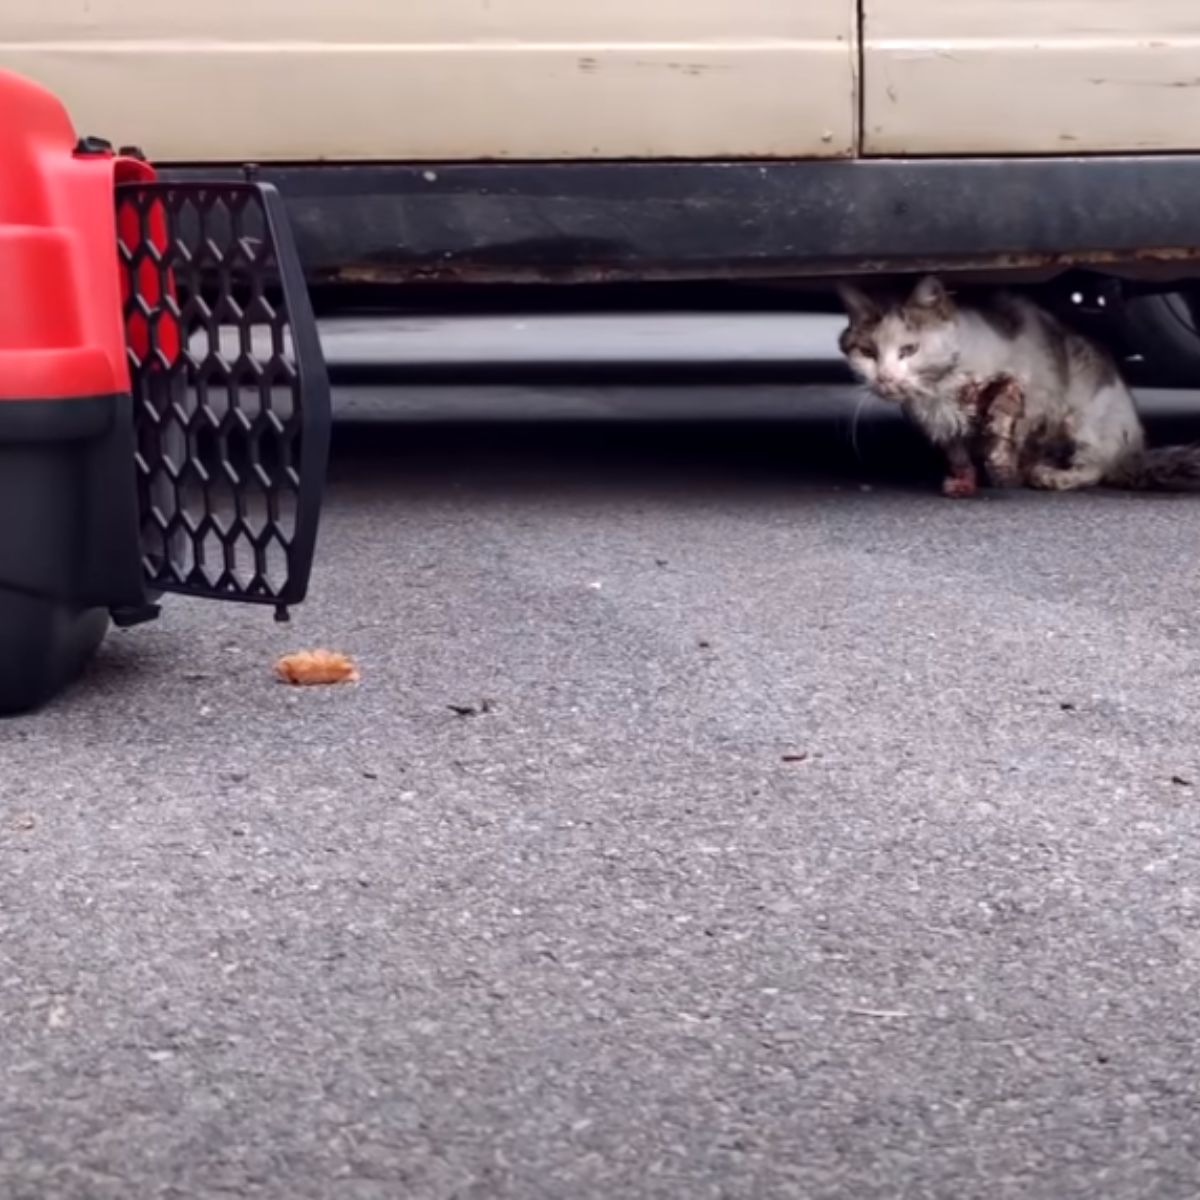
[942,473,979,499]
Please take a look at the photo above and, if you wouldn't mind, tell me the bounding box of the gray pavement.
[4,326,1200,1198]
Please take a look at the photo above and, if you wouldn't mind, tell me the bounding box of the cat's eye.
[860,345,878,360]
[898,343,919,359]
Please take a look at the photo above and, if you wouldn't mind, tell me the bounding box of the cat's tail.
[1106,445,1200,491]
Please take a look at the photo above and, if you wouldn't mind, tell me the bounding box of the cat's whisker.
[848,388,872,462]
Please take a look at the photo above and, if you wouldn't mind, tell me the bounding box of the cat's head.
[837,276,961,403]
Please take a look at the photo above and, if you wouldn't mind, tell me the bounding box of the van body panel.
[0,0,858,160]
[862,0,1200,154]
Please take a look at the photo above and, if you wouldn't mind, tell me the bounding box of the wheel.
[1113,288,1200,387]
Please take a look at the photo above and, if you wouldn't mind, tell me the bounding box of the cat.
[837,275,1200,497]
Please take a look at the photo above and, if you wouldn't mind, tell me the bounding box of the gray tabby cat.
[838,275,1200,497]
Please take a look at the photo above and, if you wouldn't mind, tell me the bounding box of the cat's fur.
[838,275,1200,496]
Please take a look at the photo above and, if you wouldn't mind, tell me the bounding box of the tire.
[1115,289,1200,387]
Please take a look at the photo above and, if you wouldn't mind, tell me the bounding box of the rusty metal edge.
[161,158,1200,288]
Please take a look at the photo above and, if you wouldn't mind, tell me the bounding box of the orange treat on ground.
[275,650,360,686]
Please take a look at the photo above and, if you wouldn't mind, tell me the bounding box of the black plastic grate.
[116,181,330,614]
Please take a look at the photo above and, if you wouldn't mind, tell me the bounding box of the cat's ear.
[909,276,953,313]
[837,281,880,324]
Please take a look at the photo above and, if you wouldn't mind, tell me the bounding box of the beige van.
[7,0,1200,378]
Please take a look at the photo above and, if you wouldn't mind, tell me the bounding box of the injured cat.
[837,275,1200,497]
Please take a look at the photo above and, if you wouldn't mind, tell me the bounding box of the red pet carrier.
[0,71,330,712]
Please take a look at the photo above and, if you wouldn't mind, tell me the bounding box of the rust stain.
[327,244,1200,289]
[842,245,1200,278]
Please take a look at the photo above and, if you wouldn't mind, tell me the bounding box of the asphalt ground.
[4,319,1200,1198]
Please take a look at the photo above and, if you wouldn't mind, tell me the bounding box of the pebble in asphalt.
[3,384,1200,1199]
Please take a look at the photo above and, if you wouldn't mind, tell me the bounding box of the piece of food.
[274,650,360,686]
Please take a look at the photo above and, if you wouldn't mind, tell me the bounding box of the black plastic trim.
[0,394,144,608]
[0,393,146,715]
[265,183,331,607]
[0,393,116,442]
[164,158,1200,287]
